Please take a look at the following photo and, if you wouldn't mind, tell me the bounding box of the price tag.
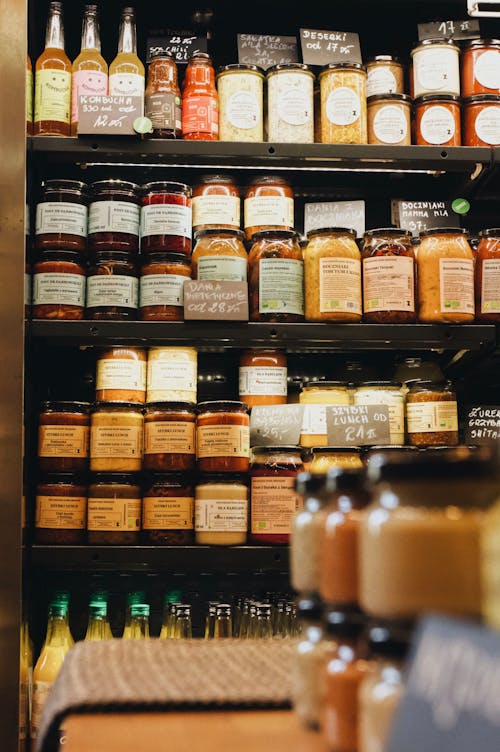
[325,405,390,446]
[465,405,500,444]
[147,33,207,64]
[237,34,299,70]
[183,281,249,321]
[299,28,362,65]
[417,19,481,41]
[77,95,143,135]
[250,405,305,447]
[391,200,461,236]
[304,201,365,238]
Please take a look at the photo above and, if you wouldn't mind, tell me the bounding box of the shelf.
[30,545,290,573]
[28,320,498,352]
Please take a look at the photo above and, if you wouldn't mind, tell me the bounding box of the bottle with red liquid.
[181,52,219,140]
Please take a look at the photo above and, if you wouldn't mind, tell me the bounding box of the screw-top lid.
[89,602,107,618]
[130,603,150,618]
[295,471,328,497]
[367,445,495,482]
[48,602,67,618]
[163,590,182,605]
[127,590,146,606]
[324,607,366,638]
[297,597,323,622]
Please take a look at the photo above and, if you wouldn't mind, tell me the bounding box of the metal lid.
[407,379,453,389]
[252,445,302,453]
[142,181,192,195]
[42,179,88,193]
[141,252,192,265]
[40,400,91,412]
[364,227,412,237]
[306,227,357,238]
[311,446,361,453]
[93,401,144,410]
[412,38,460,51]
[194,228,246,240]
[418,227,468,236]
[90,179,140,192]
[37,250,85,262]
[463,38,500,49]
[38,472,88,483]
[197,473,249,484]
[302,380,348,388]
[145,401,197,412]
[479,228,500,237]
[367,93,412,104]
[250,229,298,242]
[90,472,142,484]
[266,63,314,75]
[414,93,462,105]
[197,400,249,412]
[92,249,138,262]
[319,62,366,73]
[217,63,264,76]
[463,94,500,104]
[366,54,401,64]
[356,380,403,388]
[150,49,174,60]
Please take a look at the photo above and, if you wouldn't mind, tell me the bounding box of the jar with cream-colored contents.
[96,346,147,404]
[192,175,240,233]
[411,38,460,97]
[354,382,405,446]
[146,346,197,404]
[192,229,248,281]
[417,228,475,323]
[90,402,144,472]
[195,474,249,545]
[366,56,404,97]
[216,64,264,142]
[367,94,411,145]
[319,63,367,144]
[406,381,459,447]
[299,382,351,448]
[266,63,315,143]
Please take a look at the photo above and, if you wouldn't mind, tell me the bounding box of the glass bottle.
[214,604,233,638]
[204,602,218,639]
[122,590,146,639]
[34,1,71,136]
[27,54,33,135]
[174,605,193,638]
[145,51,182,138]
[52,592,75,648]
[159,591,182,639]
[89,591,113,639]
[254,604,273,639]
[19,619,32,751]
[128,603,150,639]
[182,52,219,140]
[109,6,145,99]
[71,4,108,135]
[84,603,109,641]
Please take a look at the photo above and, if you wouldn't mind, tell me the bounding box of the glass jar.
[142,473,194,545]
[195,474,249,545]
[88,180,140,254]
[359,446,496,618]
[319,63,367,144]
[146,346,197,404]
[393,356,445,389]
[140,181,192,255]
[35,179,88,252]
[144,51,182,139]
[38,400,90,473]
[87,473,141,545]
[250,446,304,544]
[140,253,191,321]
[35,474,87,545]
[406,380,459,447]
[304,227,362,322]
[216,64,264,142]
[248,230,304,322]
[238,349,287,407]
[414,94,462,146]
[417,228,475,323]
[86,251,139,320]
[143,402,196,472]
[192,175,240,233]
[90,402,144,472]
[463,95,500,146]
[367,94,411,145]
[366,56,404,97]
[291,472,330,596]
[96,346,147,404]
[354,382,405,446]
[309,447,364,474]
[461,39,500,97]
[32,251,86,320]
[196,400,250,473]
[266,63,315,143]
[476,228,500,321]
[192,229,248,281]
[244,176,294,241]
[299,382,352,448]
[361,228,416,323]
[181,52,219,141]
[411,38,460,97]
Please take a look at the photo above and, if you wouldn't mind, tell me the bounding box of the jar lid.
[367,445,495,482]
[197,473,249,484]
[37,250,85,262]
[463,94,500,104]
[92,249,138,262]
[357,380,403,388]
[41,179,88,193]
[196,174,238,185]
[412,38,460,50]
[250,229,298,242]
[324,607,366,638]
[407,379,453,389]
[141,252,192,265]
[479,228,500,237]
[365,445,419,452]
[418,227,468,236]
[319,62,366,73]
[93,401,145,410]
[142,181,192,196]
[366,54,401,64]
[38,472,88,483]
[302,380,348,388]
[40,400,91,412]
[463,38,500,49]
[248,175,291,187]
[90,472,142,484]
[367,622,413,659]
[311,446,361,453]
[306,227,357,238]
[367,93,412,104]
[364,227,412,237]
[325,466,368,494]
[252,445,302,453]
[295,471,327,496]
[187,51,212,62]
[266,63,313,75]
[296,597,323,621]
[216,63,265,76]
[90,179,140,192]
[144,472,192,484]
[197,400,249,413]
[413,93,462,105]
[150,49,175,60]
[145,401,197,412]
[194,228,246,240]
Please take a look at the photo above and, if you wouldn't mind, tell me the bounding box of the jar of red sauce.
[196,400,250,474]
[144,50,182,139]
[143,402,197,472]
[413,95,461,146]
[88,180,141,254]
[140,252,191,321]
[181,52,219,141]
[250,446,304,544]
[463,95,500,146]
[192,175,241,234]
[32,251,86,320]
[239,349,288,407]
[475,228,500,322]
[461,39,500,97]
[140,181,192,255]
[244,176,294,241]
[38,400,90,473]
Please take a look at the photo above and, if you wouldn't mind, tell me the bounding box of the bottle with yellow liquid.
[19,620,33,752]
[34,1,71,136]
[85,603,109,641]
[159,591,182,639]
[53,591,74,648]
[109,7,145,101]
[89,590,114,639]
[128,604,150,639]
[71,4,108,135]
[122,590,146,638]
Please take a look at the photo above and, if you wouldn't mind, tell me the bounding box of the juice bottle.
[122,590,146,638]
[34,1,71,136]
[85,603,109,641]
[71,4,108,135]
[128,604,150,639]
[109,6,145,100]
[89,590,114,639]
[181,52,219,140]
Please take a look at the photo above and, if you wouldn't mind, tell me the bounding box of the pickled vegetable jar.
[216,64,264,142]
[406,381,459,447]
[192,228,247,281]
[266,63,315,143]
[248,230,304,322]
[475,228,500,321]
[319,63,367,144]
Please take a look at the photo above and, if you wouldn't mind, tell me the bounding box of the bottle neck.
[118,16,137,54]
[214,616,232,638]
[45,10,65,50]
[81,12,101,52]
[129,616,149,639]
[175,617,192,639]
[46,616,67,648]
[85,617,107,641]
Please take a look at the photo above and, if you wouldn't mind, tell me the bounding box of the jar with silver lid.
[266,63,315,143]
[216,64,265,142]
[411,38,461,97]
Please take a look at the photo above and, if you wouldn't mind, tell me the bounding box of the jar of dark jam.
[87,473,141,545]
[142,473,194,545]
[38,400,90,473]
[88,180,141,254]
[140,253,192,321]
[140,181,192,255]
[86,250,139,320]
[32,251,86,320]
[143,402,197,472]
[35,179,88,252]
[35,474,87,545]
[196,400,250,473]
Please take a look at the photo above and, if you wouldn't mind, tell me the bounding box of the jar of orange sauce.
[244,176,294,242]
[461,39,500,97]
[239,349,288,407]
[475,228,500,322]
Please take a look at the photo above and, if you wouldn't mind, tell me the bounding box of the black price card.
[77,95,143,135]
[465,405,500,444]
[147,33,207,64]
[387,614,500,752]
[237,34,299,70]
[299,28,362,66]
[391,200,461,236]
[417,19,481,41]
[183,281,249,321]
[250,404,305,447]
[325,405,390,446]
[304,200,365,238]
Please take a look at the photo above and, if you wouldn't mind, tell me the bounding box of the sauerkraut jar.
[318,63,367,144]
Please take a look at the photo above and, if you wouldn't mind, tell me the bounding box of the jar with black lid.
[87,472,142,545]
[141,181,192,255]
[86,250,139,320]
[35,179,88,252]
[140,252,192,321]
[32,250,86,320]
[88,180,141,253]
[142,473,194,545]
[38,400,90,473]
[35,473,87,545]
[143,402,197,472]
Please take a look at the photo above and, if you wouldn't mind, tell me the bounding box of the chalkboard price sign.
[304,200,365,238]
[250,404,305,447]
[147,34,207,63]
[299,28,362,66]
[417,19,481,41]
[77,95,143,135]
[391,200,461,236]
[237,34,299,70]
[326,405,391,446]
[465,405,500,444]
[183,281,249,321]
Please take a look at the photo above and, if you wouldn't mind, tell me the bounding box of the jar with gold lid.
[244,176,294,241]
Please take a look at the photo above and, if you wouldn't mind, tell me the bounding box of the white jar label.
[474,50,500,90]
[197,255,247,282]
[195,499,248,532]
[250,477,302,535]
[89,201,140,236]
[420,105,456,144]
[439,258,474,314]
[300,405,327,436]
[373,105,408,144]
[475,106,500,145]
[143,497,194,530]
[86,276,138,309]
[278,86,310,126]
[326,87,361,126]
[244,196,294,229]
[407,401,458,433]
[363,256,415,313]
[353,391,405,442]
[239,366,288,396]
[481,259,500,313]
[367,66,397,97]
[259,257,304,315]
[147,360,197,393]
[140,274,186,307]
[96,359,146,392]
[140,204,191,239]
[319,257,362,314]
[226,90,259,130]
[414,47,460,94]
[33,273,85,306]
[36,202,88,237]
[109,72,145,98]
[192,195,240,228]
